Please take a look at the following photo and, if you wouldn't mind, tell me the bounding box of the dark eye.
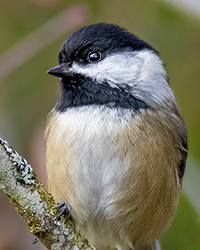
[88,51,101,62]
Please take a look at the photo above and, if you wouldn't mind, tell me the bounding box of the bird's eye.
[88,51,101,62]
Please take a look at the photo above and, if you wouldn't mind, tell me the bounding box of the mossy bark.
[0,138,95,250]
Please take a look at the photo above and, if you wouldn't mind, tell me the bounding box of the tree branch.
[0,138,95,250]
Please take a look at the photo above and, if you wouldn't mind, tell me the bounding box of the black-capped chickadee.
[45,23,187,250]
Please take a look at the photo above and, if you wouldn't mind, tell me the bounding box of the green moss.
[36,184,57,217]
[7,193,43,235]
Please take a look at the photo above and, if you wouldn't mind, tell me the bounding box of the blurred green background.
[0,0,200,249]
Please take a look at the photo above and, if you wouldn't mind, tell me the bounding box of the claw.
[32,236,39,244]
[57,200,72,218]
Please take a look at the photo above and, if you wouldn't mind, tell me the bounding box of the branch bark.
[0,138,95,250]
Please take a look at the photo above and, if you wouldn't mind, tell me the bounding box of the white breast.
[58,106,131,210]
[45,106,137,248]
[45,105,180,250]
[46,105,133,215]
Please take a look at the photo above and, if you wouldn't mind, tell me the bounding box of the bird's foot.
[57,200,72,218]
[32,236,39,244]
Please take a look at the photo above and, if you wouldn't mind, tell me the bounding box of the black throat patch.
[55,73,149,112]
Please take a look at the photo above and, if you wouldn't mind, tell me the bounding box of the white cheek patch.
[69,49,177,109]
[71,51,143,87]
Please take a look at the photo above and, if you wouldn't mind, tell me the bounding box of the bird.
[45,23,188,250]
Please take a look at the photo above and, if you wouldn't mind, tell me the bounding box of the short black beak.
[47,65,64,77]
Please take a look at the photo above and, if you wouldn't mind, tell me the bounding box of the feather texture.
[45,106,184,250]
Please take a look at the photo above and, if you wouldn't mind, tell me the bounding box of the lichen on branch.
[0,138,95,250]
